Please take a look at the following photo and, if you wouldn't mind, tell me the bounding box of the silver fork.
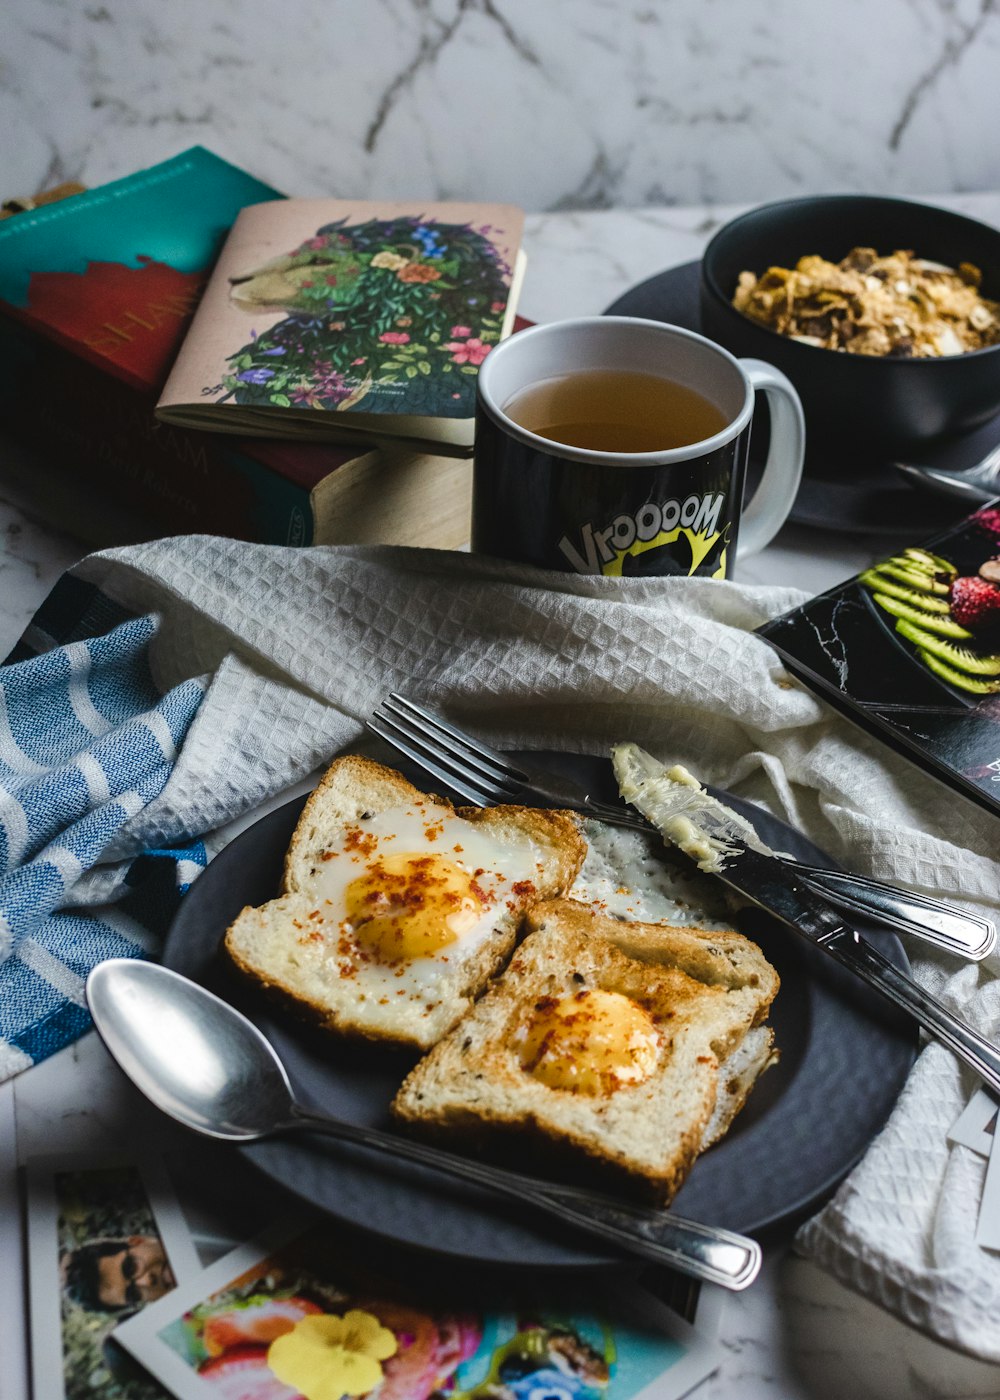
[368,693,996,961]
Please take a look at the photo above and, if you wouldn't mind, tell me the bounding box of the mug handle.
[737,359,806,557]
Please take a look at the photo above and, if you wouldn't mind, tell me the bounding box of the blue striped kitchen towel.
[0,584,205,1080]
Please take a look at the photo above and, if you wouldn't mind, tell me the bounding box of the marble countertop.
[3,195,1000,1399]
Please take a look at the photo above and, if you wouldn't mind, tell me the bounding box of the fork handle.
[287,1106,760,1289]
[824,930,1000,1098]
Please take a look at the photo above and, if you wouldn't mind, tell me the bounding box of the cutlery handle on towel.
[798,867,996,960]
[288,1107,760,1289]
[825,930,1000,1097]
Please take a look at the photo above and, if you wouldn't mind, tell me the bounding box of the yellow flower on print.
[370,251,409,271]
[267,1310,398,1400]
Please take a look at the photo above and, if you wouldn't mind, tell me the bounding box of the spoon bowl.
[86,958,295,1140]
[894,441,1000,503]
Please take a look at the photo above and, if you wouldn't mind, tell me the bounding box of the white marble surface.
[0,446,83,656]
[6,0,1000,212]
[4,195,1000,1399]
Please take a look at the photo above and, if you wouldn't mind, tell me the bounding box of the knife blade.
[614,744,1000,1099]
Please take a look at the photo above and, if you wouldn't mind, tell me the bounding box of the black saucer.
[605,262,1000,536]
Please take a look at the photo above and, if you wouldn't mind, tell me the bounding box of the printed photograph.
[759,503,1000,814]
[26,1155,199,1400]
[115,1219,721,1400]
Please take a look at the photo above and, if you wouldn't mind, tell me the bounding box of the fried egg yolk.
[305,803,544,998]
[519,988,660,1094]
[346,851,485,960]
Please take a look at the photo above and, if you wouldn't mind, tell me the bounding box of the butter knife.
[616,748,1000,1099]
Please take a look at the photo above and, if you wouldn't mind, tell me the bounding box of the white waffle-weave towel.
[18,535,1000,1358]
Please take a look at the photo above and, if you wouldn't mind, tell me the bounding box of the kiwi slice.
[871,593,973,639]
[895,618,1000,674]
[917,649,1000,694]
[870,561,950,595]
[858,571,951,612]
[903,547,957,578]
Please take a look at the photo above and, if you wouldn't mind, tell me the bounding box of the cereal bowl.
[700,195,1000,456]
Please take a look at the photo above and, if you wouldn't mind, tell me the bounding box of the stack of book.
[0,148,527,549]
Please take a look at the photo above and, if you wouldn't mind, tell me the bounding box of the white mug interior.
[477,316,754,465]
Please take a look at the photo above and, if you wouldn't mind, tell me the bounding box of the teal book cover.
[0,147,278,392]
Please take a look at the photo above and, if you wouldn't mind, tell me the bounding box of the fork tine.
[385,693,526,782]
[373,705,523,801]
[584,798,653,831]
[367,714,517,808]
[379,696,527,796]
[367,717,492,806]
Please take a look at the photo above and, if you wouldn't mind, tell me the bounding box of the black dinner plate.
[163,748,917,1268]
[604,261,998,536]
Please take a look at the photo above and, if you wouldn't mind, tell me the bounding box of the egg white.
[304,798,548,1008]
[570,819,733,928]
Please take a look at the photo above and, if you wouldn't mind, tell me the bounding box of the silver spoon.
[85,958,761,1290]
[894,441,1000,503]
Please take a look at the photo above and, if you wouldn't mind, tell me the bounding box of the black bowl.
[700,194,1000,455]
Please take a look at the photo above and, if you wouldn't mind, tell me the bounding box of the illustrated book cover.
[757,501,1000,819]
[156,198,526,452]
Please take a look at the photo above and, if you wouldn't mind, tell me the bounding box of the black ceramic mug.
[472,317,804,578]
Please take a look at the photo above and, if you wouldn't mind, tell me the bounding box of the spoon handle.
[287,1105,760,1290]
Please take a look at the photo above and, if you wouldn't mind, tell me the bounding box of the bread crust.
[528,898,780,1021]
[284,755,430,893]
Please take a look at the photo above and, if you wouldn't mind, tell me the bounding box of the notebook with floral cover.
[156,199,526,453]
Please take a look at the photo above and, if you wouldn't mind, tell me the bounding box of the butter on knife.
[612,742,995,963]
[611,742,784,874]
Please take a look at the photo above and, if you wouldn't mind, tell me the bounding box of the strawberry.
[970,507,1000,541]
[950,574,1000,632]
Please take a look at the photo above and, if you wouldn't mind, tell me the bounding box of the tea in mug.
[502,369,728,453]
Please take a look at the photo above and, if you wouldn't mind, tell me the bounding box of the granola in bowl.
[732,246,1000,358]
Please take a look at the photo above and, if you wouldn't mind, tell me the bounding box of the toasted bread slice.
[281,754,421,895]
[701,1024,776,1150]
[527,898,779,1150]
[224,756,586,1049]
[393,907,779,1202]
